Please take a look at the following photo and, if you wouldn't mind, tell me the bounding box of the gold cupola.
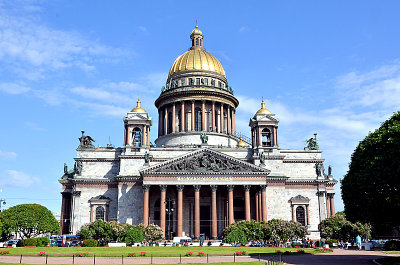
[255,99,272,115]
[237,135,247,147]
[168,25,226,78]
[131,98,146,113]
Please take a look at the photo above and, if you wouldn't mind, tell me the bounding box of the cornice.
[283,159,324,163]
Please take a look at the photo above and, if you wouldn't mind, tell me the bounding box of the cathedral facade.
[60,26,337,240]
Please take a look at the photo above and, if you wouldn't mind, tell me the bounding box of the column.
[227,105,231,134]
[326,196,331,218]
[181,101,185,132]
[306,205,310,225]
[255,192,259,221]
[176,185,184,237]
[143,185,150,226]
[330,194,335,217]
[258,127,262,146]
[147,126,150,146]
[123,126,127,146]
[164,107,168,135]
[127,128,131,146]
[212,101,216,132]
[244,185,251,221]
[224,195,228,227]
[227,185,234,225]
[232,109,236,135]
[258,191,262,221]
[158,110,162,137]
[160,185,167,238]
[194,185,201,238]
[202,100,206,131]
[191,100,195,131]
[276,127,279,146]
[211,185,218,239]
[220,104,224,133]
[261,185,267,222]
[142,126,146,145]
[172,103,176,133]
[291,205,295,222]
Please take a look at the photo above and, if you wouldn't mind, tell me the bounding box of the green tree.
[341,111,400,235]
[224,229,247,245]
[0,204,59,238]
[137,224,163,242]
[263,219,306,241]
[223,220,264,241]
[122,226,144,243]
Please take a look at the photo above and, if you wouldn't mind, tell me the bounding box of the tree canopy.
[0,204,59,238]
[341,111,400,235]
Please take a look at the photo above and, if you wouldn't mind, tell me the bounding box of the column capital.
[327,192,335,197]
[210,185,218,192]
[176,185,184,192]
[142,185,150,191]
[211,101,215,105]
[227,185,234,192]
[193,185,201,192]
[259,185,266,191]
[160,185,167,191]
[243,185,251,191]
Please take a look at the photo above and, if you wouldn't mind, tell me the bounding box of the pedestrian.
[356,235,362,250]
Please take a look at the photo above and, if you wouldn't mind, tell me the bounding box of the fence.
[0,253,283,265]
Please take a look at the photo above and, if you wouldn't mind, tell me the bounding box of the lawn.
[1,246,317,257]
[375,257,400,265]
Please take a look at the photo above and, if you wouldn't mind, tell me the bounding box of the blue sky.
[0,0,399,215]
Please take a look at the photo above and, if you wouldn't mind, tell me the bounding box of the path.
[0,249,399,264]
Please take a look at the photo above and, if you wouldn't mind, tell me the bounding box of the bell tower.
[123,99,152,148]
[249,99,279,152]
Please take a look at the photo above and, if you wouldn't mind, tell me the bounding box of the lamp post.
[164,198,175,241]
[0,199,6,212]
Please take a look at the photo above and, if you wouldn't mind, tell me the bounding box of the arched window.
[95,206,105,221]
[194,107,202,131]
[296,206,306,226]
[133,127,142,147]
[168,112,173,134]
[196,38,198,46]
[262,128,272,147]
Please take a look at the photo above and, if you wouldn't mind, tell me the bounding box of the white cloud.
[25,121,44,131]
[0,170,40,188]
[0,82,30,94]
[138,26,147,32]
[0,150,17,160]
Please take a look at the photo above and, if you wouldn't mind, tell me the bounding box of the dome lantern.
[255,99,272,115]
[131,98,147,113]
[190,24,203,49]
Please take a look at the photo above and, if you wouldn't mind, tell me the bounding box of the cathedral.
[60,25,337,240]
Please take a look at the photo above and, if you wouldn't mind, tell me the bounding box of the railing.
[235,132,253,147]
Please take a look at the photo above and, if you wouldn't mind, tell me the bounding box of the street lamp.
[0,199,6,212]
[164,198,175,241]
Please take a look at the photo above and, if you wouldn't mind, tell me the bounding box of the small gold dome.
[131,98,146,113]
[237,135,247,147]
[256,99,272,115]
[191,25,203,35]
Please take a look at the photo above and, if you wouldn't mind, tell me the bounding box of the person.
[356,235,362,250]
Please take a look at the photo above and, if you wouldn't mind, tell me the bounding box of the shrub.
[384,240,400,251]
[297,249,305,254]
[36,237,50,247]
[122,226,144,243]
[73,253,89,257]
[235,251,246,256]
[325,239,338,248]
[21,238,37,247]
[224,229,247,245]
[197,252,205,257]
[292,242,302,248]
[0,251,10,255]
[82,239,98,247]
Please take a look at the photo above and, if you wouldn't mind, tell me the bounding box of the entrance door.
[200,205,211,239]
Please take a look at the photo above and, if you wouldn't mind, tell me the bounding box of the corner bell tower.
[123,99,152,148]
[249,99,279,152]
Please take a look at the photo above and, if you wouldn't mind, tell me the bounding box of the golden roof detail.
[131,98,146,113]
[168,25,226,78]
[237,135,247,147]
[256,99,272,115]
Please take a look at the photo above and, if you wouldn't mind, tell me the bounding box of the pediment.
[140,148,270,176]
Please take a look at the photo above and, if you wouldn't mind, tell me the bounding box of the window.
[192,39,194,46]
[194,107,202,131]
[211,79,215,87]
[196,39,198,46]
[189,78,194,86]
[262,128,272,147]
[196,78,200,86]
[218,81,222,88]
[204,78,208,86]
[296,206,306,226]
[133,127,142,147]
[95,206,105,221]
[178,110,182,131]
[181,78,185,86]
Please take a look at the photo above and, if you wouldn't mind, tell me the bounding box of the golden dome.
[169,49,225,77]
[131,98,146,113]
[168,25,226,78]
[256,99,272,115]
[237,135,247,147]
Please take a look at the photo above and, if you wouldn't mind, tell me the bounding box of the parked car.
[69,240,80,247]
[56,240,65,247]
[7,240,20,247]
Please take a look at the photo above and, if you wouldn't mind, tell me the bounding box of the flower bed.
[314,248,333,253]
[73,252,89,257]
[197,252,205,257]
[235,250,247,256]
[185,252,193,256]
[297,249,305,254]
[39,252,46,256]
[0,251,10,255]
[140,252,147,256]
[127,253,136,257]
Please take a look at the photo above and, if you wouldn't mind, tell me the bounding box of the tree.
[122,226,144,243]
[263,219,306,241]
[0,204,59,238]
[137,224,163,242]
[77,219,114,242]
[223,220,264,241]
[341,111,400,235]
[224,229,247,245]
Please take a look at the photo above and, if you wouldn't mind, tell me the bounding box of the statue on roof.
[259,151,266,166]
[304,133,319,151]
[200,132,208,144]
[78,131,95,149]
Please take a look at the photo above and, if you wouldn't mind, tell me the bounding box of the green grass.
[383,251,400,254]
[375,257,400,265]
[1,246,317,257]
